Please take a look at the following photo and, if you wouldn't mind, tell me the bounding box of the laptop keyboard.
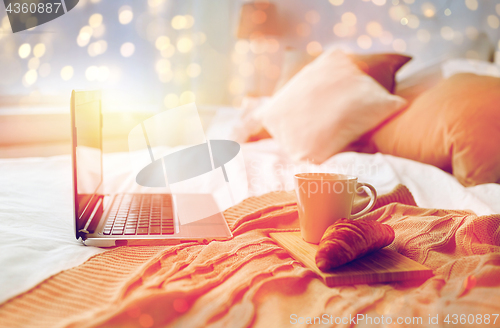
[103,194,174,236]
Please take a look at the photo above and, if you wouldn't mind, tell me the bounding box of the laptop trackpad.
[174,194,221,225]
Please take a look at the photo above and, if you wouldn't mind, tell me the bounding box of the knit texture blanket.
[1,185,499,328]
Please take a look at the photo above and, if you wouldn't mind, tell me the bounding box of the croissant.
[315,218,395,271]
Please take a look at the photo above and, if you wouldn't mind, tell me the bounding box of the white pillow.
[441,59,500,79]
[256,50,407,163]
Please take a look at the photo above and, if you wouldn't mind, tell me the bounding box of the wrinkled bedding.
[0,186,499,328]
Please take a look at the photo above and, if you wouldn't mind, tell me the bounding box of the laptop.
[71,90,232,247]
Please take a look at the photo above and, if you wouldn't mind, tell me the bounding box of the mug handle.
[350,182,377,220]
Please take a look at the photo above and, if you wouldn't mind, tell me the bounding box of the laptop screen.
[71,90,104,239]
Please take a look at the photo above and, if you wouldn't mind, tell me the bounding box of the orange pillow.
[372,73,500,186]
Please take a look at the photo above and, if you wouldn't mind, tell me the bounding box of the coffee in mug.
[294,173,377,244]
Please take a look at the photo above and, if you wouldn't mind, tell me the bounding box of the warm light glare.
[296,23,312,37]
[406,15,420,29]
[366,21,382,37]
[421,2,436,17]
[85,66,99,81]
[184,15,195,28]
[155,59,171,74]
[79,25,93,41]
[179,91,195,104]
[441,26,454,40]
[341,12,357,26]
[235,40,250,55]
[186,63,201,78]
[176,37,193,53]
[389,5,410,21]
[33,43,46,58]
[251,10,267,24]
[380,30,393,45]
[306,41,322,56]
[119,6,133,25]
[329,0,344,5]
[465,0,478,11]
[357,35,372,49]
[18,43,31,59]
[28,57,40,70]
[487,15,500,29]
[171,15,187,30]
[417,29,431,43]
[333,23,355,37]
[89,14,103,28]
[39,63,51,77]
[164,94,179,108]
[120,42,135,57]
[161,44,176,58]
[392,38,406,52]
[372,0,386,6]
[60,66,74,81]
[305,10,320,24]
[155,36,170,50]
[239,62,254,77]
[229,78,244,95]
[88,40,107,57]
[466,26,479,40]
[23,70,38,86]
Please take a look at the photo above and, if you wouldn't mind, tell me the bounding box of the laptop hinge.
[79,197,102,234]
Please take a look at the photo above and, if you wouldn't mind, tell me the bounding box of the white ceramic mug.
[294,173,377,244]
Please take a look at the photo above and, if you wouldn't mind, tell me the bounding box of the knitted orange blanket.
[1,185,499,328]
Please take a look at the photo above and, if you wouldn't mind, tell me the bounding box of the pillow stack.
[372,73,500,186]
[256,50,409,163]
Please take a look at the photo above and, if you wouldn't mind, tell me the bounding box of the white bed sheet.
[1,140,500,305]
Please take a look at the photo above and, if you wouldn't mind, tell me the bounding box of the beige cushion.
[257,50,407,163]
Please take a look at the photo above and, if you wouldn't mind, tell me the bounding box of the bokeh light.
[296,23,312,37]
[88,40,107,57]
[487,15,500,29]
[366,21,382,37]
[357,35,372,49]
[465,26,478,40]
[444,8,452,16]
[329,0,344,5]
[60,66,74,81]
[465,0,478,11]
[440,26,454,40]
[39,63,51,78]
[305,10,320,24]
[417,29,431,43]
[85,66,99,81]
[23,70,37,87]
[171,15,187,30]
[33,44,46,58]
[28,58,40,70]
[389,5,410,21]
[89,13,103,28]
[119,6,133,25]
[372,0,386,6]
[421,2,436,17]
[161,44,176,58]
[180,91,195,104]
[186,63,201,78]
[239,62,254,77]
[229,78,244,95]
[235,40,250,55]
[176,37,193,53]
[155,59,171,74]
[392,39,406,52]
[18,44,31,59]
[155,36,170,50]
[380,30,393,45]
[306,41,322,56]
[341,12,357,26]
[120,42,135,57]
[164,93,179,108]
